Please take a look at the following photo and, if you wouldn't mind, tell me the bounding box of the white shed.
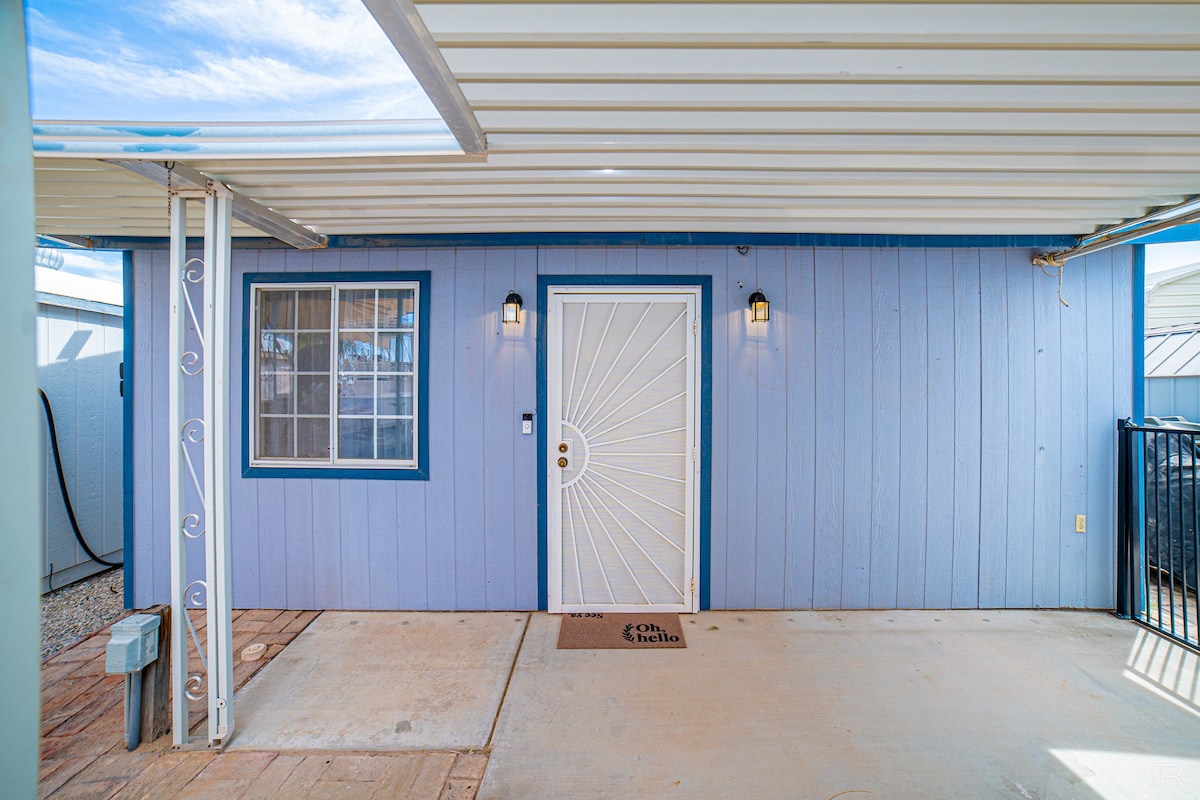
[36,266,124,592]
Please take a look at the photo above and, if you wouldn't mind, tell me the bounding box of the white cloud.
[29,46,436,119]
[164,0,398,64]
[57,250,124,284]
[25,8,127,57]
[28,0,438,121]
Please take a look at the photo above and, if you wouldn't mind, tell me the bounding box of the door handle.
[557,457,569,468]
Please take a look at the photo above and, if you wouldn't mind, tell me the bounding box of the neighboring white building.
[1146,261,1200,328]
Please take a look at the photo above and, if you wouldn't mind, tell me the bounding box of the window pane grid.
[256,288,334,461]
[333,286,417,463]
[253,281,418,469]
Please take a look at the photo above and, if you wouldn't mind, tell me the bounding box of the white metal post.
[167,193,189,747]
[168,187,236,749]
[203,190,235,745]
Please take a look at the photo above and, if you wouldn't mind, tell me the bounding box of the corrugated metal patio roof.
[31,1,1200,242]
[1146,322,1200,378]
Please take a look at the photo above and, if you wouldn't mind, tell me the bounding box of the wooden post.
[139,604,172,744]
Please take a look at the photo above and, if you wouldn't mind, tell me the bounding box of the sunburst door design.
[548,288,699,613]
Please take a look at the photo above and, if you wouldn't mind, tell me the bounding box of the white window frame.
[248,279,421,471]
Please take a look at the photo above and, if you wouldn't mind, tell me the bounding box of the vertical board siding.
[869,249,901,609]
[896,249,930,608]
[483,248,518,610]
[978,249,1011,608]
[951,249,982,608]
[132,250,156,605]
[132,244,1132,611]
[1058,254,1089,608]
[725,249,759,607]
[513,247,540,609]
[1033,251,1065,608]
[1005,252,1038,607]
[1085,251,1118,610]
[452,248,488,608]
[840,249,873,608]
[231,249,262,609]
[924,249,956,608]
[424,247,458,609]
[754,247,787,609]
[812,249,846,608]
[783,248,817,609]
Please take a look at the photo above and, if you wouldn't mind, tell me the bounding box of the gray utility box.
[105,614,161,674]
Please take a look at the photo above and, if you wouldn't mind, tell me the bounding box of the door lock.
[557,457,569,468]
[558,442,569,453]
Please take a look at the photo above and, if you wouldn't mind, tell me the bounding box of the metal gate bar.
[1117,418,1200,653]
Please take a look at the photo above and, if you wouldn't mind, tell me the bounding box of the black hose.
[38,388,122,568]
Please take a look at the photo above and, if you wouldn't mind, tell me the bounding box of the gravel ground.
[41,567,127,660]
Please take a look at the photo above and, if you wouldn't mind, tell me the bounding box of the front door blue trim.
[536,275,713,611]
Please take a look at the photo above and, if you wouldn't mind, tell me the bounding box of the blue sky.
[1147,241,1200,275]
[25,0,438,122]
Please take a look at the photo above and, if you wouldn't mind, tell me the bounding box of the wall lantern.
[748,289,770,322]
[502,290,523,324]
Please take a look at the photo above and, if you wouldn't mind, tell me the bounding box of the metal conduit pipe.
[1033,206,1200,268]
[1079,195,1200,246]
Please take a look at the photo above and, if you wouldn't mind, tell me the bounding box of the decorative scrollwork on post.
[185,674,206,702]
[181,257,206,369]
[183,257,205,285]
[182,579,210,701]
[180,417,206,508]
[181,513,205,540]
[182,417,205,444]
[180,351,203,376]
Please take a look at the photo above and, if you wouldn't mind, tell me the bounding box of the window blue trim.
[536,274,713,611]
[1133,245,1146,424]
[122,251,134,610]
[241,270,431,480]
[60,232,1080,252]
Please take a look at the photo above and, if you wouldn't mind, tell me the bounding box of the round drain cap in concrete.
[241,643,267,661]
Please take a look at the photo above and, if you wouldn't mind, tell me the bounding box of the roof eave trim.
[361,0,487,157]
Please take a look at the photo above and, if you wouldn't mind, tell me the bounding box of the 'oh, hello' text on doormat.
[556,613,687,649]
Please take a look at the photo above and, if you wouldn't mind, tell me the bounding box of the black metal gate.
[1117,418,1200,651]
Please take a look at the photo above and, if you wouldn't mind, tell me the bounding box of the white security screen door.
[547,287,700,613]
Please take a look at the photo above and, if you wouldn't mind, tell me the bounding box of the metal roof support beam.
[1034,203,1200,268]
[361,0,487,157]
[107,160,328,250]
[1079,195,1200,246]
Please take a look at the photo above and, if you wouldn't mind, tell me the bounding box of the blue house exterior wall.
[131,244,1133,611]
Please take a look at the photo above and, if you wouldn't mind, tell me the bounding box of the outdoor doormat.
[557,613,687,649]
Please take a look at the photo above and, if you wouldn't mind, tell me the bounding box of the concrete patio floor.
[483,611,1200,799]
[229,611,529,751]
[39,609,1200,799]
